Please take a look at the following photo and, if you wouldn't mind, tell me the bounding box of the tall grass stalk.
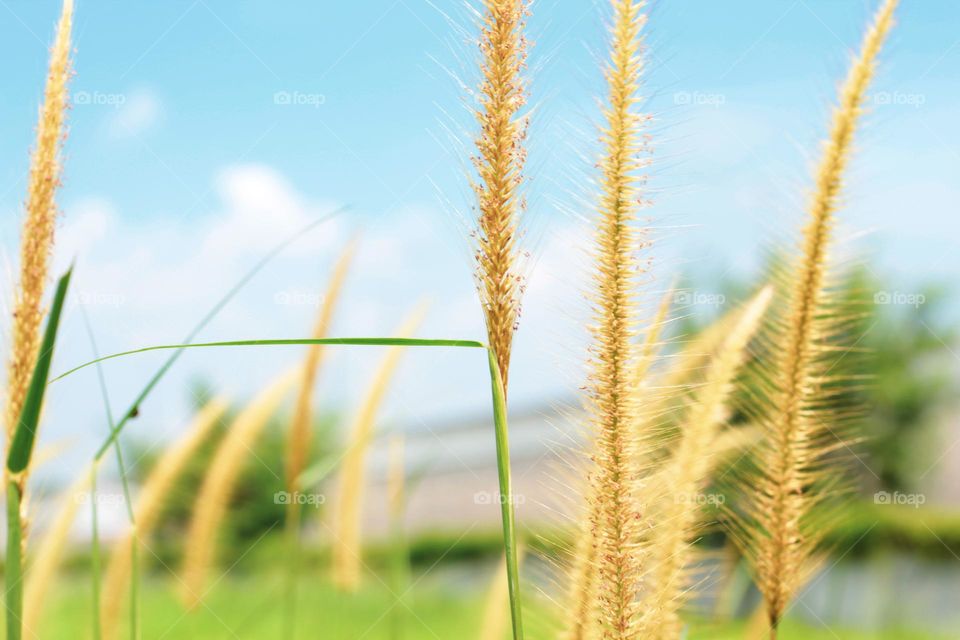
[470,0,533,633]
[91,466,103,640]
[566,1,651,638]
[332,305,426,592]
[3,5,73,633]
[733,1,898,636]
[283,240,355,638]
[5,484,24,640]
[286,239,356,501]
[472,0,529,392]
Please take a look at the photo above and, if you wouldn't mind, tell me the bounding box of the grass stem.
[487,351,523,640]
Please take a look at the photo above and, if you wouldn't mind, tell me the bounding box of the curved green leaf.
[7,266,73,473]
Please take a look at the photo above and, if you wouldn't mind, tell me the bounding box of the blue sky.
[0,0,957,482]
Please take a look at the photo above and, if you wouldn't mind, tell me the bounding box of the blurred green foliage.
[677,262,956,493]
[127,384,338,564]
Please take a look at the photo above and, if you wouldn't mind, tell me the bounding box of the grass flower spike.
[733,1,898,636]
[181,373,297,607]
[285,240,356,501]
[331,304,426,592]
[640,287,771,638]
[469,1,532,636]
[472,0,530,391]
[564,2,651,639]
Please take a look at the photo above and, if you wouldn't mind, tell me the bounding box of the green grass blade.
[486,351,524,640]
[6,266,73,473]
[53,338,484,385]
[67,337,481,460]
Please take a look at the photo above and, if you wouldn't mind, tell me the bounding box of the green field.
[29,572,946,640]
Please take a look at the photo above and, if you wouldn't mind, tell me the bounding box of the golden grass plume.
[285,240,356,500]
[731,1,898,635]
[572,1,651,638]
[472,0,530,390]
[101,398,228,640]
[180,372,297,608]
[5,0,74,478]
[331,304,427,592]
[560,286,671,640]
[639,287,772,639]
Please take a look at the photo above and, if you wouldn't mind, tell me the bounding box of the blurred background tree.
[675,260,956,495]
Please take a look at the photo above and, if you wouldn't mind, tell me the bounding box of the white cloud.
[109,88,162,138]
[2,163,589,484]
